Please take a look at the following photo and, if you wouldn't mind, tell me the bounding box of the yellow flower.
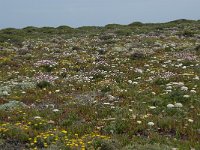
[61,130,67,134]
[87,141,92,144]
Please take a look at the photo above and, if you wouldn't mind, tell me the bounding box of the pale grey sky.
[0,0,199,29]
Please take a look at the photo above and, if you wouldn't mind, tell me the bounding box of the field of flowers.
[0,20,200,149]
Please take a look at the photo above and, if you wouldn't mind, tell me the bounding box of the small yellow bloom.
[61,130,67,134]
[87,141,92,144]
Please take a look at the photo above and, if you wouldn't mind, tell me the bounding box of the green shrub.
[122,143,171,150]
[115,29,132,36]
[104,119,129,134]
[92,139,120,150]
[2,126,29,142]
[36,81,51,89]
[182,30,195,37]
[128,22,143,27]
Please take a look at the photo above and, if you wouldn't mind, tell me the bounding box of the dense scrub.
[0,19,200,150]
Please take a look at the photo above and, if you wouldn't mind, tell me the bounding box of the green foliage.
[154,78,169,85]
[1,125,29,142]
[101,85,112,93]
[23,26,39,33]
[122,143,171,150]
[60,113,79,127]
[105,24,124,29]
[166,89,186,103]
[36,81,51,89]
[115,29,132,36]
[128,21,144,26]
[182,30,195,37]
[92,139,120,150]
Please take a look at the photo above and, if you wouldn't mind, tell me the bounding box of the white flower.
[166,86,172,89]
[135,68,143,73]
[182,66,187,69]
[137,121,142,124]
[147,122,154,126]
[165,89,172,93]
[177,59,182,62]
[190,90,196,93]
[53,109,59,112]
[164,60,172,64]
[111,106,115,109]
[181,86,188,91]
[176,82,184,86]
[34,116,41,119]
[149,106,156,109]
[2,91,9,95]
[129,109,133,112]
[144,64,150,67]
[132,82,138,84]
[193,76,199,80]
[55,89,60,93]
[174,103,183,108]
[103,103,110,105]
[167,104,174,108]
[128,80,132,84]
[188,119,194,123]
[183,95,190,98]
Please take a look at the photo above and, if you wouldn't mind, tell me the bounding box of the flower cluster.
[34,60,57,67]
[173,51,197,61]
[34,73,58,83]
